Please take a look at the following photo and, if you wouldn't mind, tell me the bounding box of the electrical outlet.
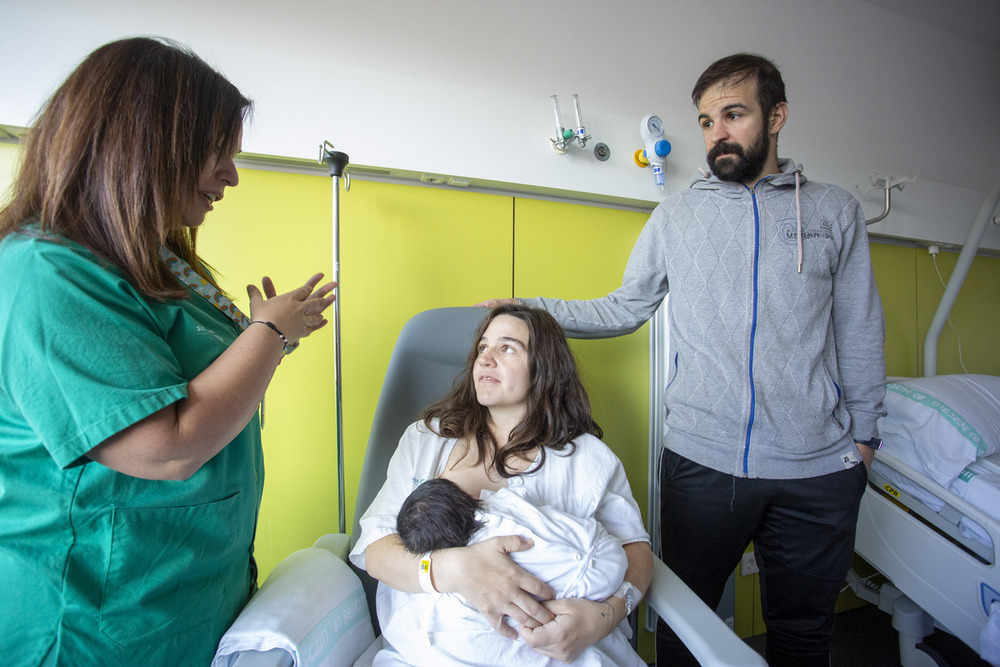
[740,551,759,576]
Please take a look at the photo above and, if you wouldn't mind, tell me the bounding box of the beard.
[707,123,770,184]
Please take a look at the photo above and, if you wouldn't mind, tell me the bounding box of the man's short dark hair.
[691,53,787,117]
[396,478,485,554]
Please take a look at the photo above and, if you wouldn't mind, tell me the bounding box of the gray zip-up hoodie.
[524,159,887,479]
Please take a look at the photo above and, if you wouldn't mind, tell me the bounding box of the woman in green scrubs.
[0,37,335,665]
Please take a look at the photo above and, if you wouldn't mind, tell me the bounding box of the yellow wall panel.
[915,249,1000,376]
[870,243,920,377]
[867,241,1000,379]
[340,180,514,525]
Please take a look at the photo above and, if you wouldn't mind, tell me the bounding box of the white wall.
[3,0,999,249]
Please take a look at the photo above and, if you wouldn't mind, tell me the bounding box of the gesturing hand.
[433,536,556,639]
[247,273,336,347]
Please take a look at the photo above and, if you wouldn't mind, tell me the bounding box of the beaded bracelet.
[251,320,289,352]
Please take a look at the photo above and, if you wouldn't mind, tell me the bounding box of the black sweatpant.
[655,449,868,667]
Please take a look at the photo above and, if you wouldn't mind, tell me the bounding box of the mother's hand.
[520,597,617,663]
[433,535,555,639]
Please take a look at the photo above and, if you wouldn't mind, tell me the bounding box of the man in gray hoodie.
[479,53,886,666]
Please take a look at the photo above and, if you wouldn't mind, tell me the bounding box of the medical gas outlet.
[550,94,610,161]
[634,113,671,192]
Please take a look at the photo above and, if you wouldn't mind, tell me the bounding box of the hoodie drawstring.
[696,164,804,272]
[794,170,803,273]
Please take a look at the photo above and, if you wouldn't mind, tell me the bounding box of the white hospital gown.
[349,420,649,667]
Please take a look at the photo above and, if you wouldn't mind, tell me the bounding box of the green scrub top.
[0,227,265,665]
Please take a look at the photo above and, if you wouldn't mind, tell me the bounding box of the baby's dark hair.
[396,478,485,554]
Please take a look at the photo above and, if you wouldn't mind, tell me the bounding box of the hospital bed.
[214,306,767,666]
[851,183,1000,667]
[852,375,1000,667]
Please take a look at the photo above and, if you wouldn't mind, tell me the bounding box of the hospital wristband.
[418,551,437,593]
[251,320,290,352]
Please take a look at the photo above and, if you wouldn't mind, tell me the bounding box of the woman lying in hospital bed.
[387,477,643,666]
[349,304,652,666]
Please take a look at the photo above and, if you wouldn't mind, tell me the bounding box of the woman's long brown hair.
[0,37,252,298]
[422,304,602,478]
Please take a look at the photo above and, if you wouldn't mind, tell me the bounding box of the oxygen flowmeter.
[634,114,671,192]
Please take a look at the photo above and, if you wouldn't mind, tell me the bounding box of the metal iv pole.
[319,141,350,533]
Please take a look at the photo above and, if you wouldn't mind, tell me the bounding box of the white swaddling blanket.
[376,487,642,667]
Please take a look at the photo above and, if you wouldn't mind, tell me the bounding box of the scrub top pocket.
[99,492,247,647]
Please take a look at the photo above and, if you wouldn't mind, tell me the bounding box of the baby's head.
[397,478,485,554]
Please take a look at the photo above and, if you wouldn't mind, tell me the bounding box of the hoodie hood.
[691,158,807,272]
[690,157,805,191]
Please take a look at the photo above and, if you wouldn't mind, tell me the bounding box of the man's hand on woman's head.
[472,297,518,308]
[431,535,555,639]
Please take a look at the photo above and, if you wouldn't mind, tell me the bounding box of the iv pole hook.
[320,140,351,190]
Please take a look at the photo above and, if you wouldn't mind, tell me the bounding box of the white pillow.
[879,374,1000,486]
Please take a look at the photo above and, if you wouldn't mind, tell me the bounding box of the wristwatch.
[859,437,883,450]
[614,580,641,616]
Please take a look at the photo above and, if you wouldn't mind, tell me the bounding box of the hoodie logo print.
[776,218,832,245]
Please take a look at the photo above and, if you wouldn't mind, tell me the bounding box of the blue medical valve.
[652,140,671,158]
[634,141,672,164]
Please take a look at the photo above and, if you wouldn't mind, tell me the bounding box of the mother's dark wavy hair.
[0,36,252,299]
[422,304,602,478]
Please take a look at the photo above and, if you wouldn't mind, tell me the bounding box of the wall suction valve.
[636,114,671,192]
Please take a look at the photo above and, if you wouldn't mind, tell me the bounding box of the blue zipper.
[667,352,679,390]
[741,178,772,476]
